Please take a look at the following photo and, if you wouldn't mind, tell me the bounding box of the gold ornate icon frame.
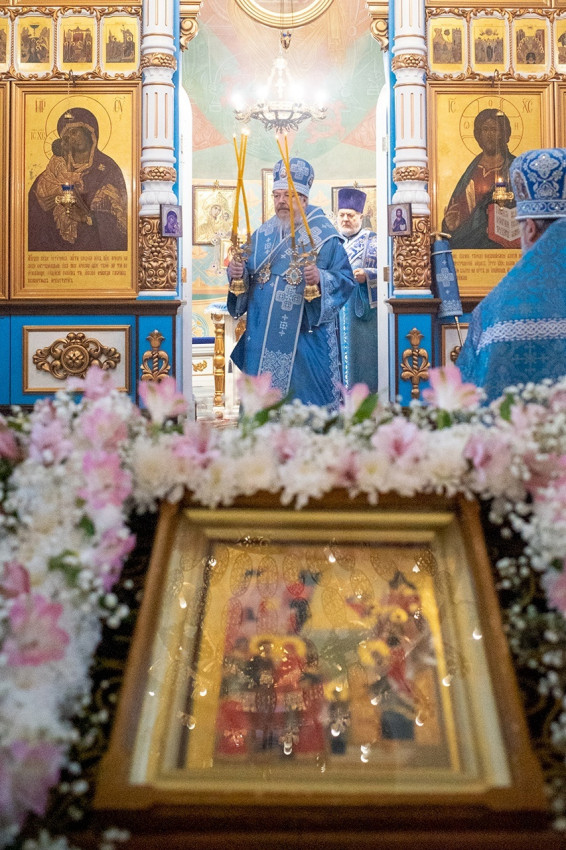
[95,492,548,841]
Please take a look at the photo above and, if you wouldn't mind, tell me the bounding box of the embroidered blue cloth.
[338,228,378,392]
[227,206,355,407]
[431,237,462,319]
[457,218,566,403]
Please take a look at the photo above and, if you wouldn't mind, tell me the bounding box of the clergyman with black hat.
[28,107,128,252]
[336,186,378,393]
[457,148,566,403]
[227,157,355,408]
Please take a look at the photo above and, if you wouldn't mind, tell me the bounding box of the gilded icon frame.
[0,82,7,300]
[10,81,140,300]
[441,322,469,367]
[192,184,237,245]
[262,168,274,222]
[428,81,553,297]
[95,492,547,838]
[387,202,412,236]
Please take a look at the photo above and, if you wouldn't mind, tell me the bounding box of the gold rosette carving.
[33,332,120,380]
[393,166,429,183]
[139,217,177,291]
[393,216,431,290]
[140,166,177,183]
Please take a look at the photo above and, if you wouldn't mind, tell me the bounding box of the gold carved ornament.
[33,332,120,380]
[140,166,178,183]
[139,217,177,291]
[400,328,430,400]
[140,329,171,382]
[391,54,427,71]
[179,1,204,50]
[140,53,177,71]
[366,1,388,51]
[210,312,226,408]
[393,166,429,183]
[393,216,431,290]
[192,360,208,373]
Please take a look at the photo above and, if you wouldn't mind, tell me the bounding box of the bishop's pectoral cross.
[275,284,303,337]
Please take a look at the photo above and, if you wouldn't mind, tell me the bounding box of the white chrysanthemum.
[419,426,471,495]
[129,434,183,510]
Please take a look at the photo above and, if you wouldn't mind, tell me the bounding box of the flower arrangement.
[1,364,566,847]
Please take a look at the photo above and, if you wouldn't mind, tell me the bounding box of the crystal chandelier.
[234,31,327,134]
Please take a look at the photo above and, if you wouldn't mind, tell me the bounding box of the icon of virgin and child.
[28,107,128,252]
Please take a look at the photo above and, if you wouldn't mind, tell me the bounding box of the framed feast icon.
[94,492,551,845]
[10,81,140,300]
[428,81,553,297]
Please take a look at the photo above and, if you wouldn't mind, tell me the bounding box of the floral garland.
[1,364,566,848]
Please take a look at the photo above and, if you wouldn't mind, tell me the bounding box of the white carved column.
[391,0,431,291]
[139,0,178,293]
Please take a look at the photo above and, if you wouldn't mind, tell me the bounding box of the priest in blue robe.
[336,187,378,392]
[457,148,566,403]
[227,157,355,408]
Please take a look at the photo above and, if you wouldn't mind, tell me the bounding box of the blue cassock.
[227,205,356,408]
[338,228,378,392]
[458,218,566,403]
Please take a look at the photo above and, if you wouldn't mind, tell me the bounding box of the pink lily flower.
[0,562,31,599]
[4,594,70,667]
[422,365,481,411]
[0,740,63,827]
[67,363,117,400]
[237,373,283,417]
[139,376,188,425]
[338,383,370,419]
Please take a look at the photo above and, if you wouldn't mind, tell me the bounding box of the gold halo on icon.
[459,96,523,156]
[42,95,112,161]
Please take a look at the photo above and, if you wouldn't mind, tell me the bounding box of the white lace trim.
[477,318,566,352]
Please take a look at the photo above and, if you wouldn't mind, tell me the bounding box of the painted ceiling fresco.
[183,0,384,178]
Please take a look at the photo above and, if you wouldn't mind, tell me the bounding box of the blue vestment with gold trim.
[227,206,355,407]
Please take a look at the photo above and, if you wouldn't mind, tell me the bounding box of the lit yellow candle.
[240,131,251,239]
[276,137,295,244]
[232,134,242,239]
[277,136,313,249]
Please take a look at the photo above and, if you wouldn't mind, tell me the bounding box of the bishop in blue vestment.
[458,148,566,403]
[227,158,355,408]
[336,187,378,392]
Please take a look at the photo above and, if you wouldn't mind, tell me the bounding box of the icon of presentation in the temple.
[161,204,183,238]
[12,83,139,299]
[387,203,411,237]
[59,17,96,74]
